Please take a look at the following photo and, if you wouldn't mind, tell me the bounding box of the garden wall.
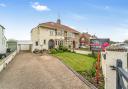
[0,51,17,72]
[101,50,128,89]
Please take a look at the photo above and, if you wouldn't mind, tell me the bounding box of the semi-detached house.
[31,19,80,51]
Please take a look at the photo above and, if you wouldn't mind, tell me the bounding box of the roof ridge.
[39,21,80,33]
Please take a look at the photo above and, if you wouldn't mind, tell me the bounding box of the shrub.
[58,45,63,50]
[63,47,69,52]
[50,48,58,54]
[68,45,71,49]
[33,49,40,54]
[50,46,71,54]
[58,45,69,52]
[57,49,63,53]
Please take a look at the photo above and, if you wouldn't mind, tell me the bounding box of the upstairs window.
[50,30,55,36]
[57,31,61,36]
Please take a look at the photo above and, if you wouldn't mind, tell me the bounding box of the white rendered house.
[31,19,80,51]
[0,25,7,54]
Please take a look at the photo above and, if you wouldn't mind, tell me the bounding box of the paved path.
[75,50,91,55]
[0,52,90,89]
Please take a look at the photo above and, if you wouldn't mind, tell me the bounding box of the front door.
[73,41,76,48]
[48,39,55,49]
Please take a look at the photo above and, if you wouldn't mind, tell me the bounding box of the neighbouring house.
[0,25,7,54]
[79,32,97,47]
[31,19,80,51]
[7,39,17,51]
[17,40,32,52]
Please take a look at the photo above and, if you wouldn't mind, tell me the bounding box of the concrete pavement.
[0,52,90,89]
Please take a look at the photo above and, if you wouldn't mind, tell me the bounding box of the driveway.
[0,52,90,89]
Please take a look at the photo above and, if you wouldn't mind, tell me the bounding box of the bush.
[68,45,71,49]
[33,49,40,54]
[59,45,69,52]
[50,46,71,54]
[50,48,58,54]
[83,66,96,81]
[57,50,63,53]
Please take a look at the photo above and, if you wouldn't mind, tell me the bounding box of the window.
[44,40,46,45]
[57,31,61,36]
[50,30,55,36]
[35,41,38,46]
[67,32,72,37]
[60,41,63,45]
[61,29,64,36]
[56,40,57,45]
[58,41,60,45]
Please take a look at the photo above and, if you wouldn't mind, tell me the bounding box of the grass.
[52,52,96,73]
[52,52,104,89]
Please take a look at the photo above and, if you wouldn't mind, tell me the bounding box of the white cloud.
[32,2,50,11]
[104,6,110,10]
[0,3,6,7]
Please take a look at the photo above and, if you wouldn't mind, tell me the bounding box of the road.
[0,52,90,89]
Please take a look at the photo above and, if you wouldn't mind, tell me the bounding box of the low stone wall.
[101,51,128,89]
[0,51,17,72]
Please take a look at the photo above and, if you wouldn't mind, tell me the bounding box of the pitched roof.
[80,32,92,38]
[38,22,80,34]
[80,33,98,39]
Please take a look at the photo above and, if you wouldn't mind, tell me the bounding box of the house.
[0,25,7,54]
[79,32,97,47]
[31,19,80,51]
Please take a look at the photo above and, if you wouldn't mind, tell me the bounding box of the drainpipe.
[38,26,40,50]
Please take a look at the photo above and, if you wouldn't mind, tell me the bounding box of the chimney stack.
[57,19,61,24]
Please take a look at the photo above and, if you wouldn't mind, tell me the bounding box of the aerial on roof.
[38,21,80,34]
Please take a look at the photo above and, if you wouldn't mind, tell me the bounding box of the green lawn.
[52,52,104,89]
[52,52,96,72]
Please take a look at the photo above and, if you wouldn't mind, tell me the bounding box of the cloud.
[32,2,50,11]
[0,3,6,7]
[104,6,110,10]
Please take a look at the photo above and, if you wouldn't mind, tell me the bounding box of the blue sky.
[0,0,128,42]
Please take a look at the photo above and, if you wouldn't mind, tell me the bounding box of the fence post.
[116,59,122,89]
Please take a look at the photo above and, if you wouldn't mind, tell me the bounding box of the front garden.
[51,46,104,89]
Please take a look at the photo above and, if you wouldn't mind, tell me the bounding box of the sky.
[0,0,128,42]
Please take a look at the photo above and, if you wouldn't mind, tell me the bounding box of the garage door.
[20,44,30,51]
